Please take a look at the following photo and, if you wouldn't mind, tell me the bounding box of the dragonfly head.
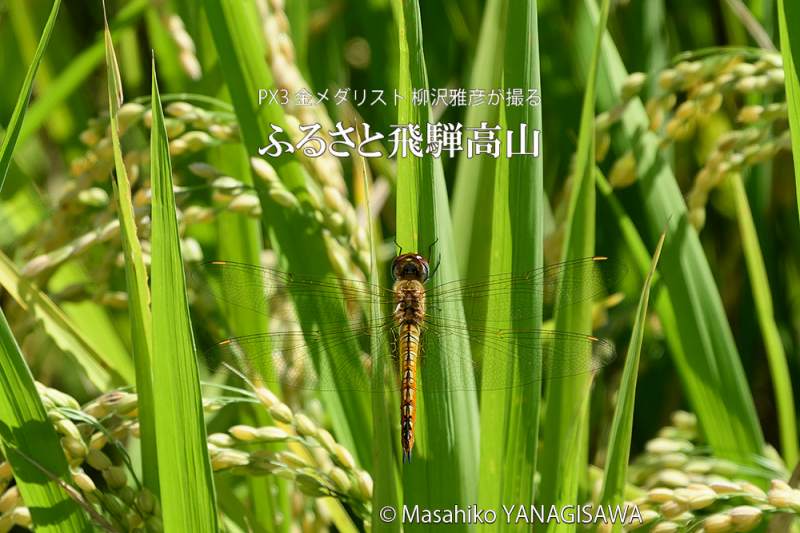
[392,253,430,282]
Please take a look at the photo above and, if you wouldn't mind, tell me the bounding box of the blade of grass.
[597,171,778,479]
[478,0,544,526]
[538,0,609,520]
[730,172,798,467]
[778,0,800,229]
[200,6,368,530]
[579,0,765,464]
[0,0,60,191]
[597,230,665,533]
[6,0,73,140]
[103,9,159,495]
[392,0,480,524]
[149,59,218,532]
[450,0,504,279]
[0,311,92,532]
[359,145,402,530]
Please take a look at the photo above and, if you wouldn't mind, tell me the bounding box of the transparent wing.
[200,261,394,323]
[203,322,398,392]
[415,321,616,392]
[204,322,616,393]
[200,257,623,326]
[426,256,623,324]
[200,257,619,392]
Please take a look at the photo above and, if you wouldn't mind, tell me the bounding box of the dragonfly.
[202,254,618,462]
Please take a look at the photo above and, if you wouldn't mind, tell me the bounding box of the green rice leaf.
[539,0,609,520]
[392,0,479,525]
[0,311,92,532]
[451,0,504,279]
[360,151,402,530]
[5,0,73,141]
[190,7,282,523]
[207,142,285,531]
[103,7,159,494]
[730,173,798,466]
[778,0,800,224]
[478,0,544,525]
[598,230,665,533]
[148,60,218,532]
[0,0,61,189]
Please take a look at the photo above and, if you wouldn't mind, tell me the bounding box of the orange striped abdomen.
[393,279,425,463]
[399,322,420,462]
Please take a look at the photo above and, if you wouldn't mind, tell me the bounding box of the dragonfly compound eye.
[420,262,430,281]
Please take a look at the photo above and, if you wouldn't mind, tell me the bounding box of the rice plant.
[0,0,799,531]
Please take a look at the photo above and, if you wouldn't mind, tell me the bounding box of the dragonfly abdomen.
[399,322,419,462]
[393,280,426,462]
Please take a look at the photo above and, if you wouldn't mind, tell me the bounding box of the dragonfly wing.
[425,257,622,324]
[416,321,616,392]
[205,324,401,392]
[198,261,393,324]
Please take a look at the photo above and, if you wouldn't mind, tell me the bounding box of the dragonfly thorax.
[393,280,427,325]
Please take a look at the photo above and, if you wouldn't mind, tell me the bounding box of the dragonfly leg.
[426,238,439,261]
[429,252,442,281]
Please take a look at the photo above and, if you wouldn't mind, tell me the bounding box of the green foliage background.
[0,0,799,531]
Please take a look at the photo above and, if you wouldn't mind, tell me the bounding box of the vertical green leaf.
[149,60,218,532]
[451,0,504,278]
[777,0,800,225]
[361,153,402,533]
[598,231,665,533]
[392,0,479,527]
[730,173,798,466]
[478,0,544,528]
[209,143,287,532]
[0,311,91,532]
[20,0,149,145]
[539,0,608,527]
[0,0,60,190]
[5,0,73,140]
[596,173,690,417]
[103,9,159,495]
